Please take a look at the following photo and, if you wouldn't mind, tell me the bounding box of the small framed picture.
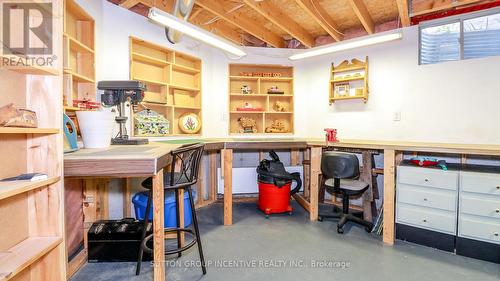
[335,83,349,97]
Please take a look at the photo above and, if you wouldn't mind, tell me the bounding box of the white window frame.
[418,7,500,65]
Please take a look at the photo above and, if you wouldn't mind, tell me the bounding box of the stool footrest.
[141,228,197,255]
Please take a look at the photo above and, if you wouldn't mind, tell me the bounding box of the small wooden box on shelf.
[228,64,294,135]
[63,0,96,112]
[129,37,202,137]
[329,56,369,104]
[0,2,65,280]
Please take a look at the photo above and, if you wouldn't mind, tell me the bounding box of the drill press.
[98,80,149,145]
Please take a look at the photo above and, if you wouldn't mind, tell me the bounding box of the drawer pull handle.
[424,179,429,182]
[496,209,500,213]
[422,219,427,223]
[497,186,500,190]
[494,232,499,237]
[423,198,428,201]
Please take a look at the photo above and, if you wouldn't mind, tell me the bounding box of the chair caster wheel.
[288,212,293,216]
[365,227,372,233]
[265,215,269,219]
[318,216,323,222]
[337,227,344,234]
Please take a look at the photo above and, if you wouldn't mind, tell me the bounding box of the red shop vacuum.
[257,151,302,217]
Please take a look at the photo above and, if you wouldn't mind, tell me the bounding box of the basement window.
[419,9,500,65]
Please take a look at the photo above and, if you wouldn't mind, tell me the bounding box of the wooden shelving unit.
[329,56,369,104]
[129,37,202,136]
[0,1,65,280]
[228,64,294,134]
[63,0,96,111]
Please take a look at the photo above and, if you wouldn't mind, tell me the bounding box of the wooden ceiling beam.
[119,0,141,9]
[294,0,343,42]
[396,0,411,26]
[195,0,284,48]
[191,17,242,45]
[241,0,315,47]
[348,0,375,34]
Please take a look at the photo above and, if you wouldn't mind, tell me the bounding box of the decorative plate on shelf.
[178,112,201,134]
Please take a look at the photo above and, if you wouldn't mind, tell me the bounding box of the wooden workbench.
[65,143,181,281]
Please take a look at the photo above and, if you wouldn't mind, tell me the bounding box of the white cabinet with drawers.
[459,171,500,245]
[396,166,459,235]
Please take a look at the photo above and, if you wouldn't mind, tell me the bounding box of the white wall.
[294,27,500,144]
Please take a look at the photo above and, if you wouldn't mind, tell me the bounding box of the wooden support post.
[223,149,233,226]
[290,149,300,166]
[123,178,131,217]
[177,188,185,246]
[259,151,265,161]
[196,153,206,207]
[152,169,165,281]
[383,149,396,245]
[361,151,374,222]
[209,152,217,202]
[303,149,311,199]
[309,147,322,221]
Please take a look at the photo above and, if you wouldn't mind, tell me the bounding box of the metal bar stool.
[135,143,206,276]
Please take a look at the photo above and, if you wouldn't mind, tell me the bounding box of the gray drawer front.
[396,203,456,234]
[461,172,500,195]
[459,215,500,244]
[460,193,500,219]
[398,166,458,190]
[397,184,456,212]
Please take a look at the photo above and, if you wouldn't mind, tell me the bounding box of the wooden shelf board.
[260,77,293,81]
[230,111,265,114]
[229,76,259,81]
[174,105,201,110]
[64,70,95,83]
[132,77,168,86]
[0,236,62,281]
[170,84,200,92]
[131,52,169,66]
[331,76,365,83]
[230,93,267,97]
[0,176,60,201]
[172,63,200,74]
[330,95,367,101]
[0,127,60,134]
[332,65,366,73]
[63,106,81,112]
[265,111,293,114]
[141,102,172,107]
[267,94,293,97]
[66,34,94,54]
[1,56,59,76]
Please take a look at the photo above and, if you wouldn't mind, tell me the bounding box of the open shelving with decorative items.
[329,56,369,104]
[228,64,294,135]
[130,37,202,137]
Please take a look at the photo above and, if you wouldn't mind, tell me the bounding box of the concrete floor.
[71,202,500,281]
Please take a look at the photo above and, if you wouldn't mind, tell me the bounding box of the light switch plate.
[393,111,401,121]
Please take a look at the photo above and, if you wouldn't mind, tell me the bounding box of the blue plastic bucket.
[132,190,193,227]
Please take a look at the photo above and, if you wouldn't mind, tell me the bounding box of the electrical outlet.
[393,111,401,121]
[221,112,227,121]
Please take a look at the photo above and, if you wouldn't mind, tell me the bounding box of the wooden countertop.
[64,142,181,177]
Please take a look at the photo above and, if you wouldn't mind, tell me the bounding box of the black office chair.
[318,151,373,234]
[135,143,206,275]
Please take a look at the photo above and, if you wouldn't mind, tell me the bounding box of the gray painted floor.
[71,202,500,281]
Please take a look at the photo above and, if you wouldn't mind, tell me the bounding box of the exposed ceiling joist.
[294,0,343,42]
[191,17,242,45]
[195,0,285,48]
[396,0,411,26]
[241,0,315,47]
[348,0,375,34]
[119,0,142,9]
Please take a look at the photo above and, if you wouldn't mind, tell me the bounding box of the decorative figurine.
[238,117,257,133]
[265,119,287,133]
[324,128,338,144]
[0,103,38,128]
[267,86,284,95]
[273,101,287,112]
[241,85,252,94]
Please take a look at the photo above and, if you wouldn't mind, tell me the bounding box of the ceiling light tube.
[148,7,246,58]
[289,32,403,60]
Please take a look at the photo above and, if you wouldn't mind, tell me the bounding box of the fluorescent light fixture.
[289,32,403,60]
[148,7,246,58]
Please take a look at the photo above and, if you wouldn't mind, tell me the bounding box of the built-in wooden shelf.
[0,236,62,281]
[130,37,202,137]
[0,127,60,134]
[63,106,81,112]
[229,64,294,134]
[0,176,60,201]
[331,76,365,83]
[64,70,95,83]
[66,34,94,54]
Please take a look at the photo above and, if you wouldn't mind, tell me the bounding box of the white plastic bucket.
[76,110,115,148]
